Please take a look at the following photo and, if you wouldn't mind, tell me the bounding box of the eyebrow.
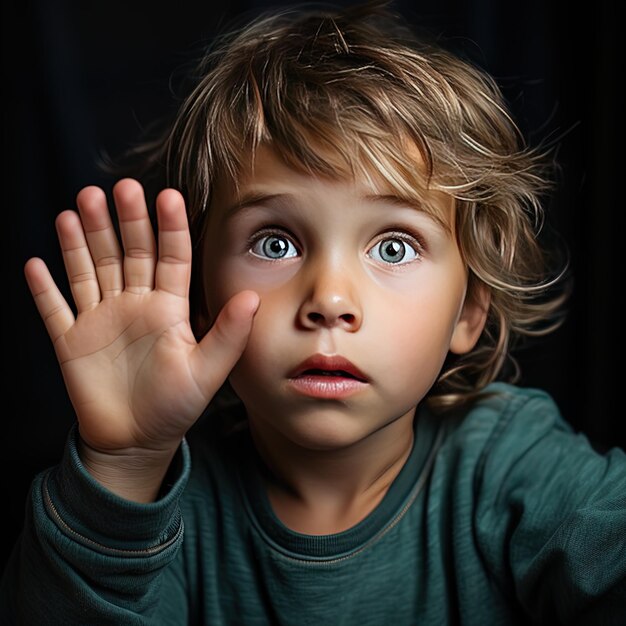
[363,194,451,232]
[225,192,291,216]
[226,191,451,232]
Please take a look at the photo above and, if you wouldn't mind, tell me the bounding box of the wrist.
[77,437,180,503]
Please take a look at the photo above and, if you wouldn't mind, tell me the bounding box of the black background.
[1,0,621,569]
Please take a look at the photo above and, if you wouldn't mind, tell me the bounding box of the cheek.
[227,302,291,409]
[391,306,456,361]
[370,314,450,405]
[229,291,294,376]
[204,254,299,318]
[369,273,467,385]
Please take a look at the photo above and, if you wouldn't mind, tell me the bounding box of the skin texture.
[202,145,488,533]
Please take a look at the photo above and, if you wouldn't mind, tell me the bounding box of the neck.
[247,409,416,534]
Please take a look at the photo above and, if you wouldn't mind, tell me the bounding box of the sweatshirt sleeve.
[473,387,626,625]
[0,424,191,625]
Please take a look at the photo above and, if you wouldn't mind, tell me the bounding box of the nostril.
[305,311,357,327]
[307,312,324,323]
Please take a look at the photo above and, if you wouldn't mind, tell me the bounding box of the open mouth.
[288,354,369,385]
[288,364,368,399]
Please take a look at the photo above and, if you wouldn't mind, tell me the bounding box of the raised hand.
[24,179,258,499]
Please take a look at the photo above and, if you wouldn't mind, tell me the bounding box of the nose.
[296,263,363,332]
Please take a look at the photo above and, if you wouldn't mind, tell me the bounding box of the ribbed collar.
[236,406,442,561]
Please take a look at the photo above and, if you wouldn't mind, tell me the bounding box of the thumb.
[190,290,260,399]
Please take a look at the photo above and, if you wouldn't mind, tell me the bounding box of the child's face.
[202,145,486,450]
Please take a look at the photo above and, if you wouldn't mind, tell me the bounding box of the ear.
[449,281,490,355]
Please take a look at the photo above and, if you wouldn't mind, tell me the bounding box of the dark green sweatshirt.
[2,383,625,625]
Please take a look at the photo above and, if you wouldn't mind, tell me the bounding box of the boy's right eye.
[249,232,299,260]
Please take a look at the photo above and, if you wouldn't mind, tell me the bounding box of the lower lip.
[287,375,368,399]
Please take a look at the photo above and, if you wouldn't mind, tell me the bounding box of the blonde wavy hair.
[129,1,568,413]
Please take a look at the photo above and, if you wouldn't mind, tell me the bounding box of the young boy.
[2,2,625,624]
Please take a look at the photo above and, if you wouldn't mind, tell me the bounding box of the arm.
[1,179,258,622]
[474,388,626,625]
[1,427,190,625]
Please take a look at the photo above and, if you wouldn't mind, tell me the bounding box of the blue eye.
[250,234,299,260]
[369,237,419,264]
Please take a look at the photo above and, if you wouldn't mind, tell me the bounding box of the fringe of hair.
[112,1,570,414]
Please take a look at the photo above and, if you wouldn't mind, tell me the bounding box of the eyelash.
[246,225,301,258]
[371,228,426,254]
[246,225,426,262]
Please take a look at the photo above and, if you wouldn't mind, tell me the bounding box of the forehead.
[211,143,456,230]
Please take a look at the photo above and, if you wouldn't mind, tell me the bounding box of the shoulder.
[445,382,625,508]
[451,386,626,620]
[461,381,568,435]
[435,382,572,462]
[432,381,625,501]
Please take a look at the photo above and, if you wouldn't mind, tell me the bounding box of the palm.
[58,290,202,450]
[24,180,258,454]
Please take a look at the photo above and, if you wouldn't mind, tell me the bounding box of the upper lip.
[288,354,369,382]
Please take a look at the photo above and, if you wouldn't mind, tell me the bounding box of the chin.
[277,408,377,452]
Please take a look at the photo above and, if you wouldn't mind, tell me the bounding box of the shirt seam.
[243,423,445,565]
[42,471,184,557]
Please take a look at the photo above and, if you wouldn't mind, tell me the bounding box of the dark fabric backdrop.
[1,0,621,568]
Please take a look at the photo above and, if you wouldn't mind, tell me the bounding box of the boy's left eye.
[368,237,419,264]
